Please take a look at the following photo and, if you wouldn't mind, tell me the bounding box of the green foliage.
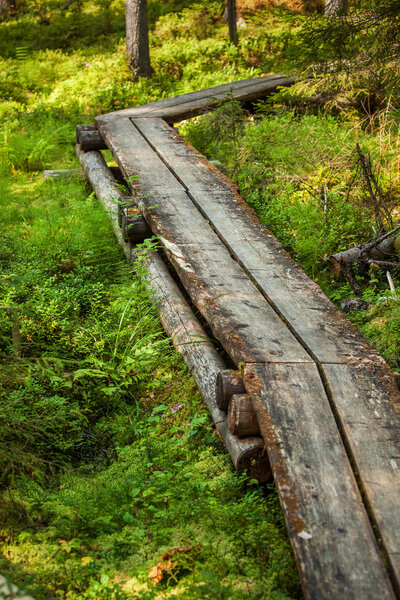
[0,411,299,599]
[0,1,304,597]
[285,0,400,113]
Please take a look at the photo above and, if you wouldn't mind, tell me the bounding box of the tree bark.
[125,0,151,78]
[226,0,238,45]
[325,0,348,16]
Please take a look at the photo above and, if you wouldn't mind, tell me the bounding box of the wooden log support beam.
[216,369,246,412]
[228,394,260,437]
[95,75,294,125]
[77,128,107,151]
[75,145,271,483]
[76,124,95,143]
[244,362,395,600]
[122,206,152,244]
[75,143,132,244]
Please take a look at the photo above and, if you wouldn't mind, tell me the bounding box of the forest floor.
[1,1,399,598]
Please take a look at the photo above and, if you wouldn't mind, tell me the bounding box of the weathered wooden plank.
[98,117,311,365]
[147,77,294,124]
[133,116,382,365]
[244,362,395,600]
[216,369,246,412]
[77,145,271,481]
[322,361,400,594]
[95,75,294,124]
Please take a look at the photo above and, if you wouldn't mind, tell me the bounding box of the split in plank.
[132,116,382,365]
[244,362,395,600]
[97,116,311,366]
[322,361,400,594]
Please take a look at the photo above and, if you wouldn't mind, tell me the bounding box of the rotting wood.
[216,369,246,412]
[330,225,400,271]
[244,362,395,600]
[121,206,152,244]
[322,361,400,594]
[228,394,260,437]
[95,75,294,125]
[133,116,384,365]
[75,145,271,482]
[97,116,311,366]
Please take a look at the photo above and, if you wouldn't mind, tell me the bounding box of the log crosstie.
[77,76,400,600]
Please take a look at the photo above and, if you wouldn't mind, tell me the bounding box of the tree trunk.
[125,0,151,78]
[330,228,400,271]
[226,0,238,45]
[0,0,15,19]
[325,0,348,16]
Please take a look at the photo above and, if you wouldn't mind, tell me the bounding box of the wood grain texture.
[216,369,246,412]
[322,361,400,594]
[98,117,310,365]
[228,394,260,437]
[133,116,383,365]
[76,144,270,481]
[244,362,395,600]
[95,75,294,124]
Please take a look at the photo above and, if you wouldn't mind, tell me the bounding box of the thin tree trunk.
[125,0,151,78]
[227,0,238,45]
[0,0,15,19]
[325,0,348,16]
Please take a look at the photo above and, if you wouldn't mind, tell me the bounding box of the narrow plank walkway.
[90,76,400,599]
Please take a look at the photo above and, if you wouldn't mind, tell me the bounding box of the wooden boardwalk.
[78,76,400,599]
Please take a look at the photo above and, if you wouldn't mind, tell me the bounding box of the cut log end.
[122,207,152,244]
[76,125,107,151]
[216,369,246,412]
[234,439,271,482]
[228,394,261,437]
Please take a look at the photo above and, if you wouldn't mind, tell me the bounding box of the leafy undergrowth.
[0,173,300,599]
[0,1,303,598]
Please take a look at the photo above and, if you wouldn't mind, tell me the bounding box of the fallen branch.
[330,225,400,271]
